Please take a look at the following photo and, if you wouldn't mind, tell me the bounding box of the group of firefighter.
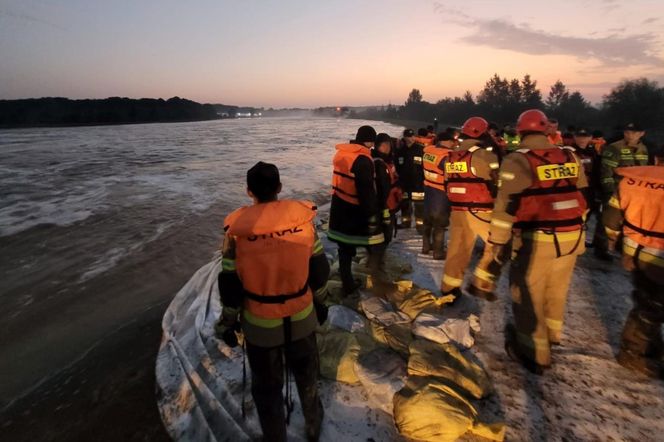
[328,111,664,377]
[216,110,664,441]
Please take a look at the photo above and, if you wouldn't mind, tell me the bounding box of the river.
[0,117,404,420]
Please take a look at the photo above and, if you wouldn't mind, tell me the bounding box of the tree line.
[0,97,222,127]
[353,75,664,135]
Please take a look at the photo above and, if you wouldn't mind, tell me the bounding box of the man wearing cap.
[597,123,649,260]
[218,162,330,441]
[328,125,385,295]
[395,128,426,232]
[570,128,601,244]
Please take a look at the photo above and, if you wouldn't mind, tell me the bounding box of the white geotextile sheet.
[155,258,400,442]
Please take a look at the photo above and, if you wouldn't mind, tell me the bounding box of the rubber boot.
[305,399,324,442]
[421,226,432,255]
[504,324,546,375]
[432,228,446,260]
[368,245,393,296]
[338,248,360,295]
[617,309,663,378]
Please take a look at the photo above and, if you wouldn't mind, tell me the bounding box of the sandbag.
[317,328,375,384]
[354,347,407,415]
[360,295,410,326]
[412,313,475,349]
[393,377,505,442]
[369,321,413,357]
[327,304,367,333]
[408,339,492,400]
[397,288,448,320]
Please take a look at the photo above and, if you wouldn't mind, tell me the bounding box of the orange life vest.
[445,146,495,211]
[616,166,664,250]
[423,145,450,192]
[224,200,316,319]
[332,143,373,205]
[514,147,586,232]
[591,137,606,154]
[414,136,434,146]
[386,161,402,212]
[547,131,563,146]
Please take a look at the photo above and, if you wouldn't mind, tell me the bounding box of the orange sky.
[1,0,663,107]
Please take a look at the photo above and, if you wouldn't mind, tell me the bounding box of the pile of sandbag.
[317,276,505,441]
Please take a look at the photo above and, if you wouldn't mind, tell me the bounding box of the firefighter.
[422,130,455,259]
[604,166,664,379]
[218,162,330,441]
[372,133,402,257]
[471,109,588,374]
[596,123,649,260]
[546,118,563,146]
[440,116,500,301]
[328,125,385,295]
[591,130,607,155]
[395,128,426,233]
[570,128,601,247]
[503,125,521,152]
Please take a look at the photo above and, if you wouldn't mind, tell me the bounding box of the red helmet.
[461,117,489,138]
[516,109,548,134]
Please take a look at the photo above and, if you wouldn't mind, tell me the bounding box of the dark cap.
[403,128,415,137]
[375,133,392,146]
[574,128,591,137]
[355,125,377,144]
[417,128,428,136]
[624,122,644,131]
[436,130,455,142]
[247,161,280,202]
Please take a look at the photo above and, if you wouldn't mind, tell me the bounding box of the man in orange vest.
[471,110,588,374]
[604,166,664,379]
[328,126,385,295]
[373,133,402,249]
[218,162,330,441]
[546,118,563,146]
[440,116,500,301]
[422,129,455,259]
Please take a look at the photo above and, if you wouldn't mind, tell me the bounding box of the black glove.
[222,326,239,348]
[314,299,329,325]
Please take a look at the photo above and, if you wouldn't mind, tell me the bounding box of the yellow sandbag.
[317,328,375,384]
[398,288,454,320]
[408,340,492,400]
[393,377,505,442]
[369,321,412,357]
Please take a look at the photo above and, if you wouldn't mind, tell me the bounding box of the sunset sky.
[1,0,663,107]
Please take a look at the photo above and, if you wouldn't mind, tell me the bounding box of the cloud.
[459,19,664,69]
[0,7,65,30]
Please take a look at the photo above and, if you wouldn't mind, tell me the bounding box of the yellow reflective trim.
[608,196,621,209]
[521,230,584,243]
[545,318,563,331]
[517,331,550,350]
[243,302,314,328]
[473,267,496,282]
[490,218,513,229]
[602,177,615,183]
[442,273,463,288]
[500,172,515,180]
[221,258,236,271]
[489,162,500,170]
[536,163,579,181]
[602,159,619,167]
[623,240,664,267]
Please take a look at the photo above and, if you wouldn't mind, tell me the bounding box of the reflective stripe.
[489,162,500,170]
[468,146,481,153]
[608,196,621,209]
[545,318,563,331]
[411,192,425,201]
[442,273,463,288]
[552,199,580,211]
[521,230,584,242]
[327,229,384,246]
[517,331,550,350]
[449,187,467,194]
[312,239,324,255]
[500,172,516,180]
[602,159,619,167]
[243,302,313,328]
[491,218,513,229]
[623,237,664,267]
[473,267,496,282]
[415,219,424,225]
[222,258,236,271]
[602,177,615,184]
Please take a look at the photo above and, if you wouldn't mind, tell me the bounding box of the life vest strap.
[514,217,584,230]
[450,201,494,209]
[244,285,309,304]
[332,186,358,198]
[624,219,664,239]
[333,170,354,180]
[446,177,488,184]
